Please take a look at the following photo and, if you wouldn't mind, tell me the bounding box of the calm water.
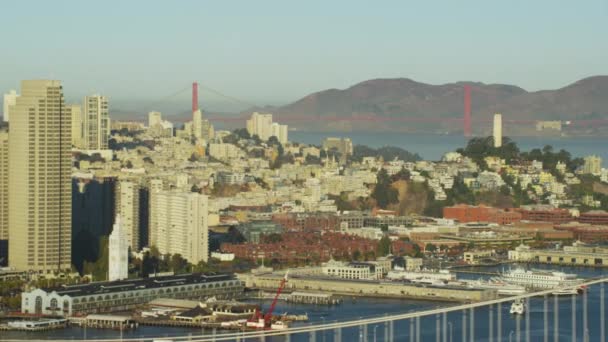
[3,265,608,341]
[290,131,608,164]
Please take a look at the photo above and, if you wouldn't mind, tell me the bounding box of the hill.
[270,76,608,133]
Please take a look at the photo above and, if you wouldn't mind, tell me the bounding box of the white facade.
[192,109,203,139]
[2,90,19,122]
[583,155,602,175]
[148,111,162,127]
[21,288,73,316]
[321,260,384,280]
[209,143,242,161]
[108,216,129,281]
[116,181,140,251]
[150,191,209,263]
[271,122,289,144]
[83,95,110,150]
[246,112,273,141]
[493,113,502,148]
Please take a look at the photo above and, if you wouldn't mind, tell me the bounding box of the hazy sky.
[2,0,607,112]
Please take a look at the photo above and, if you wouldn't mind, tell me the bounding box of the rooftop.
[45,273,238,297]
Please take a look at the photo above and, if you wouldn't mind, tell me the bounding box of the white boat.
[386,269,455,282]
[510,299,525,315]
[462,279,527,296]
[552,285,586,296]
[499,268,582,290]
[270,321,289,330]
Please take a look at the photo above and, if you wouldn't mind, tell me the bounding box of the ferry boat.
[510,299,525,315]
[461,279,526,296]
[498,268,582,290]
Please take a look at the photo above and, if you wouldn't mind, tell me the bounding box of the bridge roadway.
[2,277,606,342]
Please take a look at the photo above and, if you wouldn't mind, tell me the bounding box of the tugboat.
[510,298,525,315]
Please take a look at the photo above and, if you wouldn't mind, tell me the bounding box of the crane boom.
[264,271,289,323]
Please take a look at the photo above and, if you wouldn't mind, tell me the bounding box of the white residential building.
[271,122,288,144]
[493,113,502,148]
[108,215,129,281]
[246,112,273,141]
[2,90,19,122]
[115,180,140,251]
[150,191,209,263]
[148,111,162,127]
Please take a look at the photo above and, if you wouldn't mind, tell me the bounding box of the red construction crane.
[247,271,289,329]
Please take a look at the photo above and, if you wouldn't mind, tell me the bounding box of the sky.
[1,0,607,113]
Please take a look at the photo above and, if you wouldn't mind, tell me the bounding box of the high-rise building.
[68,104,83,148]
[0,129,8,265]
[108,215,129,281]
[8,80,72,272]
[271,122,288,144]
[83,95,110,150]
[115,180,140,251]
[148,111,162,127]
[246,112,287,143]
[2,90,19,122]
[149,191,208,263]
[493,113,502,148]
[246,112,273,141]
[583,155,602,175]
[147,179,163,249]
[192,109,203,139]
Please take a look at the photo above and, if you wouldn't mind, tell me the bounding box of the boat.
[461,279,527,296]
[510,299,525,315]
[552,285,586,296]
[499,268,583,290]
[270,321,289,330]
[386,269,455,282]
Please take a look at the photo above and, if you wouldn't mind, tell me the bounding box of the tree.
[425,243,437,253]
[377,236,391,257]
[352,250,362,261]
[371,169,399,209]
[169,254,189,274]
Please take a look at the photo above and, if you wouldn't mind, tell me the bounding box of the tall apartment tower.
[8,80,72,272]
[115,180,140,251]
[108,215,129,281]
[147,179,163,248]
[493,113,503,148]
[3,90,19,122]
[150,191,208,263]
[246,112,273,141]
[68,104,83,148]
[148,111,162,127]
[0,130,8,265]
[83,95,110,150]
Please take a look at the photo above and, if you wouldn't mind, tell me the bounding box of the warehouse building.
[21,273,243,316]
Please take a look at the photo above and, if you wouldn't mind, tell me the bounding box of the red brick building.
[220,232,377,263]
[578,210,608,225]
[516,206,572,224]
[443,204,521,225]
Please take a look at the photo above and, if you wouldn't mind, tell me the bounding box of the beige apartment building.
[0,130,8,244]
[8,80,72,272]
[115,180,140,251]
[149,190,209,263]
[83,95,110,150]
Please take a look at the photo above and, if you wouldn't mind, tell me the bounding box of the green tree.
[371,169,399,209]
[425,243,437,253]
[377,236,391,256]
